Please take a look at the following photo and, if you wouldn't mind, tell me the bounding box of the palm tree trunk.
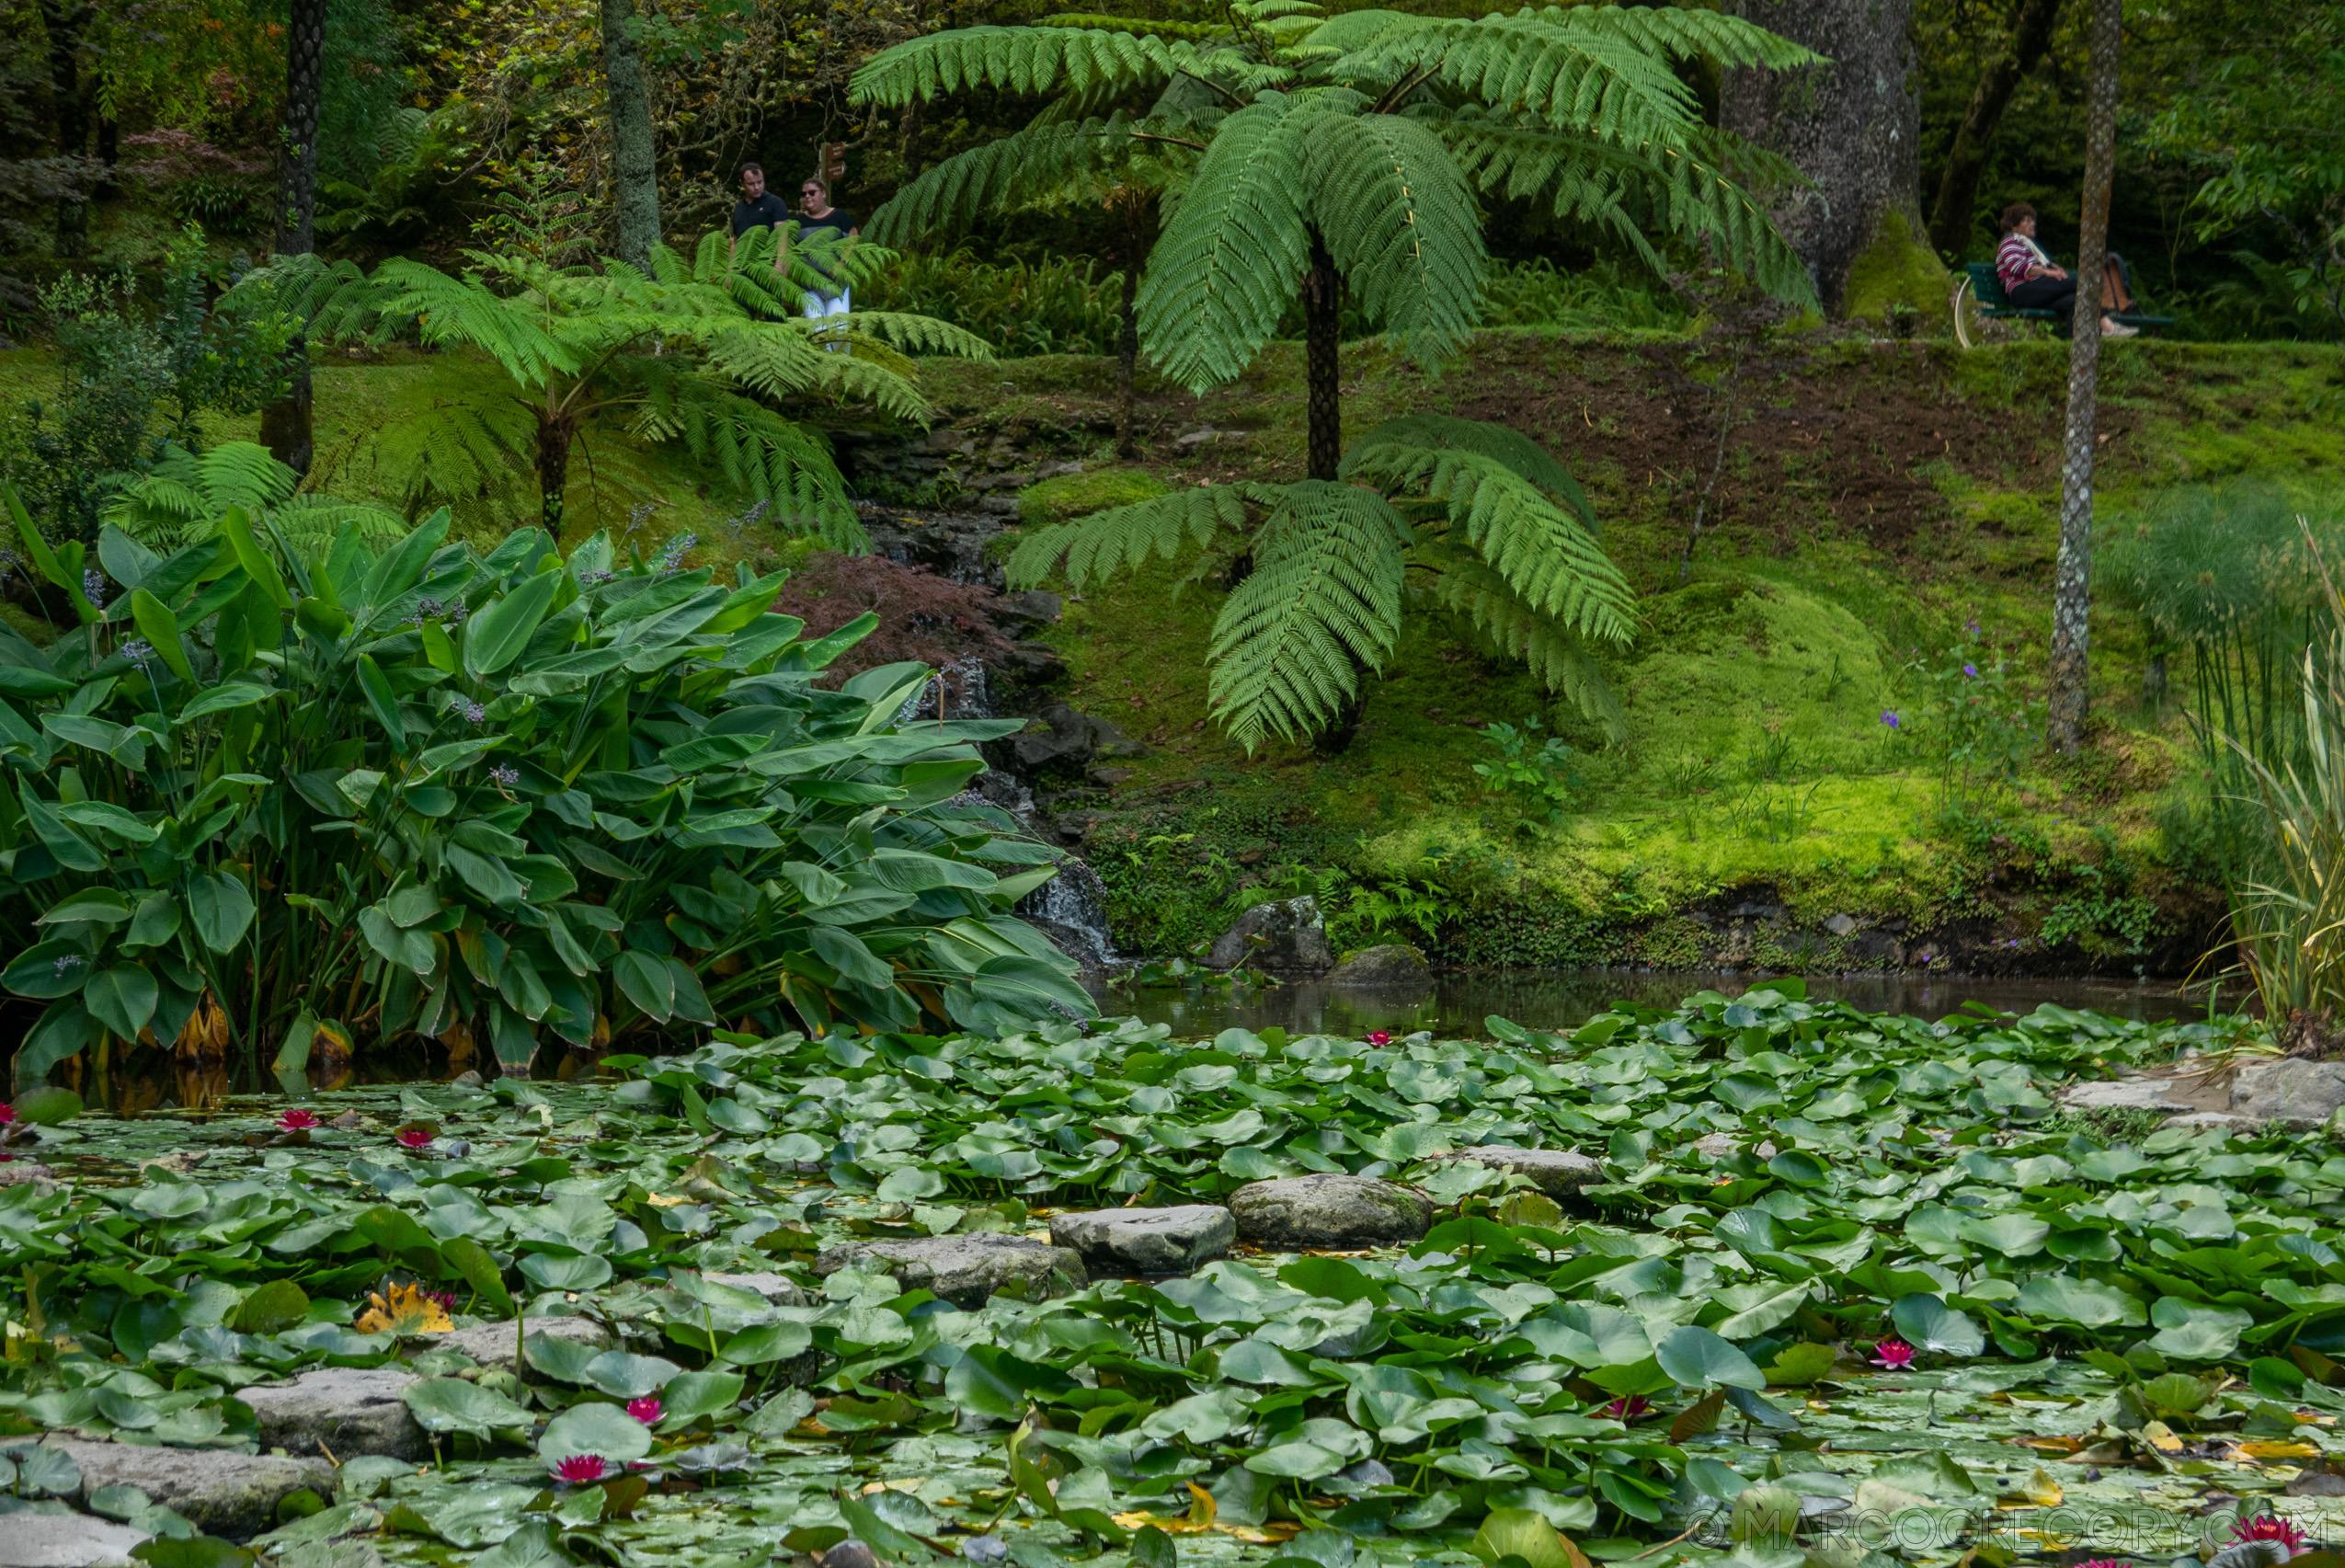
[601,0,662,279]
[1927,0,2063,257]
[257,0,325,475]
[2047,0,2121,752]
[538,410,578,541]
[1304,232,1342,482]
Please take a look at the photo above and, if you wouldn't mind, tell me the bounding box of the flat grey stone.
[1207,898,1333,971]
[2230,1059,2345,1128]
[1049,1206,1235,1274]
[2162,1111,2264,1131]
[1424,1146,1603,1198]
[1688,1133,1776,1161]
[813,1234,1086,1306]
[43,1439,333,1537]
[240,1367,425,1460]
[0,1515,151,1567]
[1325,944,1431,987]
[706,1272,806,1306]
[1229,1174,1431,1249]
[0,1163,55,1187]
[438,1314,610,1373]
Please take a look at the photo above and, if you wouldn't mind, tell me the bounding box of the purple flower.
[462,701,487,725]
[83,568,107,610]
[121,638,154,667]
[1963,664,1978,678]
[1881,711,1901,729]
[489,764,520,789]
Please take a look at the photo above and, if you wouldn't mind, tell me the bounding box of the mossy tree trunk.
[1722,0,1926,315]
[1303,231,1341,483]
[601,0,662,280]
[1927,0,2064,258]
[257,0,326,475]
[537,408,579,542]
[2049,0,2122,752]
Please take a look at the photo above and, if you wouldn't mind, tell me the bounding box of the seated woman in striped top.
[1996,202,2138,338]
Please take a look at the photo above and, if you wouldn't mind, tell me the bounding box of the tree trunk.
[41,0,91,258]
[2047,0,2121,753]
[601,0,662,278]
[257,0,325,475]
[1303,232,1342,482]
[1115,263,1140,460]
[1927,0,2063,258]
[1722,0,1925,315]
[537,409,578,541]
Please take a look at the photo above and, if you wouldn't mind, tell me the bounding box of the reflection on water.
[1086,968,2221,1039]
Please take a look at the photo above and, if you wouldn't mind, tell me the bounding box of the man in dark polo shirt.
[731,164,789,245]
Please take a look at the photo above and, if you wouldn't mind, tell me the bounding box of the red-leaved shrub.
[772,554,1013,707]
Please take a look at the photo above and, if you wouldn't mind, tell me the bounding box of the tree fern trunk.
[2048,0,2121,752]
[1304,232,1341,483]
[1926,0,2063,257]
[41,0,91,258]
[601,0,662,279]
[538,412,578,541]
[1115,256,1139,459]
[257,0,325,475]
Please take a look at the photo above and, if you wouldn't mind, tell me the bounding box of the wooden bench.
[1951,261,2174,347]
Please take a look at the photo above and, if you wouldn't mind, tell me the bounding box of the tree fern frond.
[1303,111,1485,366]
[104,441,301,552]
[274,496,406,552]
[373,259,581,385]
[1549,6,1825,72]
[823,311,997,361]
[641,383,865,552]
[1005,483,1267,589]
[1207,479,1411,750]
[1340,14,1700,148]
[1137,97,1311,394]
[1344,417,1633,641]
[1038,14,1230,41]
[849,26,1185,108]
[1414,541,1625,738]
[866,115,1187,246]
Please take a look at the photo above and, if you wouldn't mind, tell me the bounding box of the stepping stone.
[40,1438,333,1537]
[0,1515,151,1568]
[240,1367,426,1460]
[1048,1206,1235,1274]
[2230,1059,2345,1128]
[1423,1146,1603,1198]
[1228,1174,1431,1249]
[813,1234,1086,1306]
[706,1272,806,1306]
[1325,944,1431,987]
[439,1313,610,1373]
[1689,1133,1777,1161]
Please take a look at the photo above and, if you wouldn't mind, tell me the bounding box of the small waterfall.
[1024,855,1116,970]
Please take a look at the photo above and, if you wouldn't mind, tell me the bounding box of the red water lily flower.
[0,1103,17,1126]
[2233,1516,2310,1555]
[395,1128,432,1150]
[626,1397,663,1425]
[1870,1337,1916,1369]
[1365,1031,1392,1046]
[1599,1395,1652,1423]
[553,1454,608,1483]
[277,1109,320,1131]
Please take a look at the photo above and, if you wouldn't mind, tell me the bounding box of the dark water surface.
[1083,968,2219,1039]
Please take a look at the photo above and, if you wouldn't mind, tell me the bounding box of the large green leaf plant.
[0,488,1088,1089]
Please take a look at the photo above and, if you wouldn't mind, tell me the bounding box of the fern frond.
[373,259,580,387]
[1413,541,1624,738]
[1550,6,1823,71]
[1207,479,1411,750]
[850,26,1186,108]
[633,377,866,552]
[1302,109,1485,366]
[104,441,301,552]
[274,496,406,552]
[867,114,1192,246]
[1344,416,1633,642]
[1136,97,1311,394]
[1006,483,1267,589]
[1039,14,1230,41]
[1338,13,1701,149]
[826,311,998,362]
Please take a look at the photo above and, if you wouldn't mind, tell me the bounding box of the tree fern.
[1207,480,1411,750]
[1303,108,1485,365]
[1414,540,1626,738]
[850,26,1185,106]
[1007,483,1267,589]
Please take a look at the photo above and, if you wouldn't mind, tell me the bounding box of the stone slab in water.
[0,1515,152,1568]
[2057,1058,2345,1129]
[2230,1059,2345,1127]
[240,1367,425,1460]
[1228,1174,1431,1249]
[706,1272,806,1306]
[815,1234,1086,1306]
[1424,1146,1603,1198]
[1207,898,1333,971]
[1325,944,1431,987]
[438,1314,610,1373]
[1049,1206,1235,1274]
[42,1438,334,1537]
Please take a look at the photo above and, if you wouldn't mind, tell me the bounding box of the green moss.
[1021,469,1169,527]
[1842,212,1953,333]
[0,606,58,647]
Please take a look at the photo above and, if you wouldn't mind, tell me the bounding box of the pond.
[1086,967,2216,1039]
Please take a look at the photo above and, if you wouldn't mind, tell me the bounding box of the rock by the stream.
[2059,1057,2345,1130]
[1207,898,1333,971]
[41,1438,334,1537]
[438,1313,611,1373]
[1689,1132,1778,1161]
[1229,1174,1431,1249]
[239,1367,425,1460]
[0,1162,55,1188]
[1424,1146,1603,1198]
[1010,704,1146,773]
[1325,944,1431,987]
[0,1514,151,1567]
[707,1272,807,1306]
[1048,1206,1235,1274]
[813,1234,1087,1306]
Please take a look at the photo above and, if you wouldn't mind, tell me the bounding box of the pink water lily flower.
[277,1109,320,1131]
[0,1103,17,1126]
[395,1128,432,1150]
[553,1454,608,1483]
[1365,1031,1392,1046]
[626,1397,664,1425]
[1870,1337,1916,1369]
[2232,1516,2309,1555]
